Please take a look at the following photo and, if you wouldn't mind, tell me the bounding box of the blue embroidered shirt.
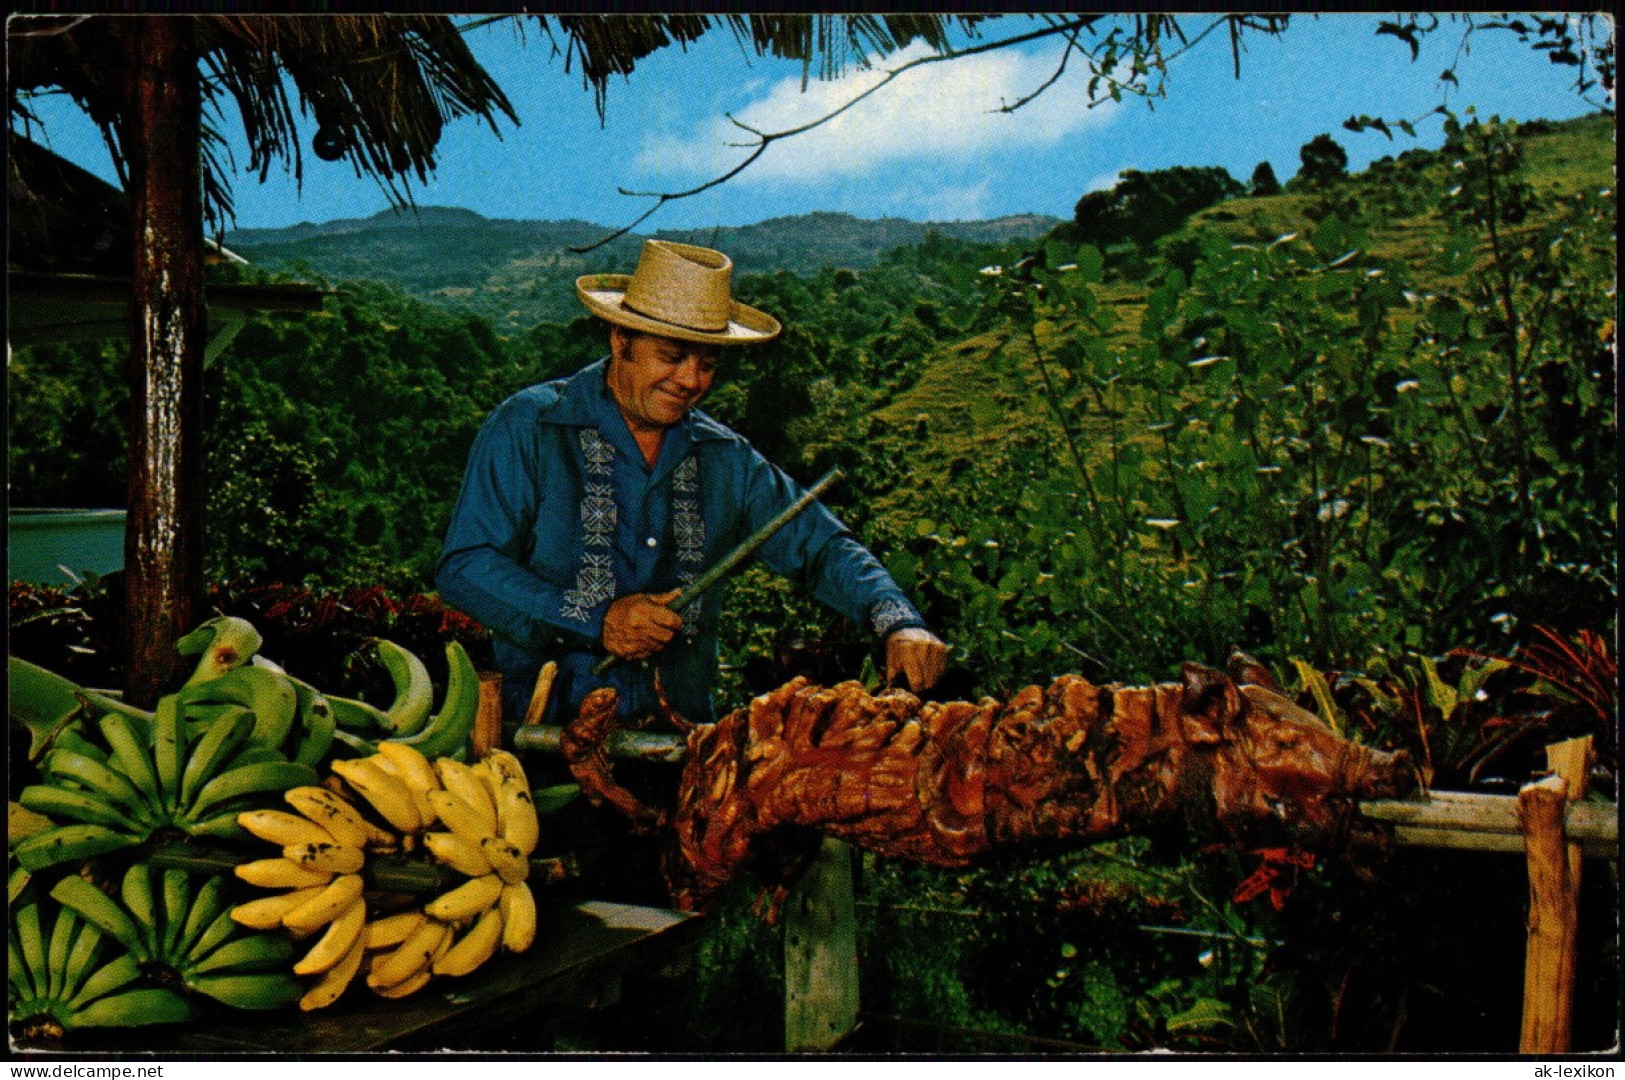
[435,358,927,726]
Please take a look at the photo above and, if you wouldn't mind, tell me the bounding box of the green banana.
[180,665,299,750]
[15,902,48,1001]
[374,638,434,736]
[9,655,154,760]
[330,727,379,757]
[60,922,104,1003]
[289,680,338,765]
[99,712,163,815]
[44,905,77,1001]
[392,640,481,759]
[181,702,255,739]
[160,868,191,958]
[185,907,240,965]
[221,743,288,770]
[68,952,141,1009]
[11,932,36,1003]
[187,934,295,976]
[177,875,229,959]
[50,875,149,961]
[152,694,186,812]
[73,987,196,1028]
[327,693,394,735]
[187,760,319,819]
[15,823,142,872]
[179,709,255,809]
[119,864,159,958]
[9,866,33,905]
[182,810,252,841]
[186,971,303,1011]
[18,783,134,830]
[51,728,109,766]
[42,749,154,821]
[176,615,263,687]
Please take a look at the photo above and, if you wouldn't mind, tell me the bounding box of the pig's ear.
[1227,650,1283,694]
[1180,662,1242,744]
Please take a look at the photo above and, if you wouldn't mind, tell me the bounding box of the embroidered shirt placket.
[561,429,619,626]
[671,456,705,642]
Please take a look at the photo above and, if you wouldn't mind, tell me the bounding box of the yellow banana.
[283,841,366,876]
[424,873,504,924]
[485,750,541,856]
[231,885,330,930]
[285,786,395,850]
[433,758,497,834]
[238,809,337,847]
[422,832,492,878]
[293,895,367,976]
[377,741,439,797]
[364,910,426,951]
[425,789,494,847]
[378,742,441,828]
[368,918,448,990]
[299,925,366,1011]
[480,836,529,885]
[331,758,422,834]
[433,905,503,977]
[282,874,365,935]
[235,858,334,891]
[499,883,537,954]
[372,965,434,999]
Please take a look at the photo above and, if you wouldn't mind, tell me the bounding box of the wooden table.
[97,900,703,1054]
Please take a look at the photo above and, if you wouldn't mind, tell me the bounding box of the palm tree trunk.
[122,16,206,707]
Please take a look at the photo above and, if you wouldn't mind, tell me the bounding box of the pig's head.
[1174,657,1419,861]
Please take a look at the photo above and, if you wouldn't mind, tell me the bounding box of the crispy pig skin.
[564,657,1417,911]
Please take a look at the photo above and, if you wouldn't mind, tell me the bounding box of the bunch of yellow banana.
[231,744,541,1009]
[365,748,541,996]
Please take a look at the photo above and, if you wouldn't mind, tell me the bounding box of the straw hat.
[577,240,781,346]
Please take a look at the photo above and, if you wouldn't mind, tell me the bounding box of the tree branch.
[572,14,1130,253]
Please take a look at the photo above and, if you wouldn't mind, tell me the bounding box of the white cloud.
[635,39,1122,185]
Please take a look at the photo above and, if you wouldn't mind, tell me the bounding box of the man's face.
[607,328,720,432]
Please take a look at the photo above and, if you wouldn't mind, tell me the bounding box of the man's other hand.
[886,627,949,693]
[602,590,683,660]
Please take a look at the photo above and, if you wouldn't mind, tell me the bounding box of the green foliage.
[1292,133,1349,188]
[1073,165,1245,251]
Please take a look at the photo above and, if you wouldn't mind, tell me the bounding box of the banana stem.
[147,843,575,894]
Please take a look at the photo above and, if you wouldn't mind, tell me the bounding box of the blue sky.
[11,13,1609,233]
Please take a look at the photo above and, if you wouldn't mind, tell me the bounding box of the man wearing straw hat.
[437,239,948,733]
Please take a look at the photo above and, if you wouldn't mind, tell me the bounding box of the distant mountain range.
[223,207,1063,332]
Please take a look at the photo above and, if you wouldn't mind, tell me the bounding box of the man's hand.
[886,627,949,693]
[602,590,683,661]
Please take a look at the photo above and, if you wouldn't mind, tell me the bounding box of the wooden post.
[474,671,504,757]
[783,838,858,1052]
[1518,737,1593,1054]
[121,15,207,707]
[1517,772,1578,1053]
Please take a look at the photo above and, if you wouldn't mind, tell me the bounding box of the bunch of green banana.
[50,865,302,1012]
[9,875,195,1045]
[175,616,337,767]
[328,638,480,761]
[16,697,321,869]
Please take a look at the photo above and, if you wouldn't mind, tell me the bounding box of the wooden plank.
[1360,792,1616,857]
[783,837,859,1052]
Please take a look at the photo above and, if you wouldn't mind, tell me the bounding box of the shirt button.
[645,537,658,548]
